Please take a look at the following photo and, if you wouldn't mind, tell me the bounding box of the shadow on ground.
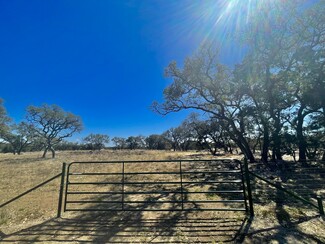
[0,212,249,243]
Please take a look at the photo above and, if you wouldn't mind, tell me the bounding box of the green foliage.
[82,133,110,150]
[0,98,11,139]
[162,123,195,152]
[26,104,83,158]
[145,134,171,150]
[1,122,37,154]
[112,137,127,149]
[125,136,145,150]
[154,44,255,161]
[185,113,232,155]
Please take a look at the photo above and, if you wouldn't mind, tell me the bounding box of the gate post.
[179,161,184,210]
[316,196,324,215]
[244,158,254,217]
[122,161,125,210]
[57,162,66,218]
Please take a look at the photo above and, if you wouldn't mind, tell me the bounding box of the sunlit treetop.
[193,0,308,49]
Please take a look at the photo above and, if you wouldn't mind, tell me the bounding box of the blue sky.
[0,0,243,140]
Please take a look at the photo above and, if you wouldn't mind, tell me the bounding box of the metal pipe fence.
[59,159,249,215]
[245,158,324,216]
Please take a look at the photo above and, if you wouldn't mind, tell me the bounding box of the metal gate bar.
[62,159,248,213]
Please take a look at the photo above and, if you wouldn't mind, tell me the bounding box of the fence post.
[239,161,249,213]
[57,162,66,218]
[179,161,184,210]
[244,158,254,217]
[316,195,324,215]
[122,161,125,211]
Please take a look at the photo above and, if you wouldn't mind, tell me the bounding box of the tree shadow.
[240,215,324,243]
[1,175,248,243]
[1,201,248,243]
[249,160,325,206]
[238,181,325,243]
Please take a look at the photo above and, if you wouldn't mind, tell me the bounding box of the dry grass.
[0,150,324,243]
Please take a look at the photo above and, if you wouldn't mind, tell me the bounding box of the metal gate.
[61,159,250,214]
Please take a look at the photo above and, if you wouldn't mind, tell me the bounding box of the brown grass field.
[0,150,324,243]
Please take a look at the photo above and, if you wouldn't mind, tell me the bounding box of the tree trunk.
[42,147,48,158]
[292,150,297,163]
[210,138,218,155]
[272,116,283,160]
[245,147,255,162]
[261,124,270,163]
[50,147,55,158]
[233,136,255,162]
[239,134,255,162]
[17,144,23,155]
[228,145,233,154]
[228,120,255,162]
[321,105,325,161]
[266,64,282,161]
[271,148,276,162]
[296,106,307,162]
[208,141,217,155]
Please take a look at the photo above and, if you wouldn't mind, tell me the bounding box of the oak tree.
[26,104,83,158]
[83,133,109,150]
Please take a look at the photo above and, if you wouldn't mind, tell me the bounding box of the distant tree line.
[3,90,324,162]
[0,99,233,156]
[110,117,235,154]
